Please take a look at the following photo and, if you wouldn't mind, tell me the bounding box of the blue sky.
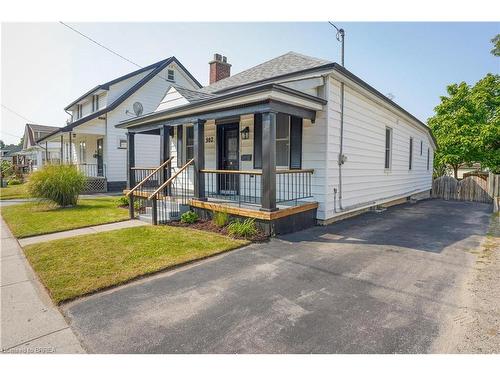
[1,22,498,144]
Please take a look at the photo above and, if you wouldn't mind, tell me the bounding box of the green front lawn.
[0,184,29,200]
[24,226,248,303]
[0,197,130,238]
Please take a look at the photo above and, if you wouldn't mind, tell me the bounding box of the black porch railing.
[201,168,314,206]
[276,169,314,203]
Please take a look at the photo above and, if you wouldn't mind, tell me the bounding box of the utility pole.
[329,22,346,211]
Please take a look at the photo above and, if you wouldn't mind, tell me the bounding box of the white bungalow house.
[118,52,437,234]
[16,124,62,172]
[38,57,202,191]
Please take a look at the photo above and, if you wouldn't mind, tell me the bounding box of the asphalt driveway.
[63,199,492,353]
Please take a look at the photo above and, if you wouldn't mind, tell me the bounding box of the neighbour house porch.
[41,126,107,192]
[122,84,326,234]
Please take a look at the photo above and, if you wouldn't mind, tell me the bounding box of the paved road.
[63,200,492,353]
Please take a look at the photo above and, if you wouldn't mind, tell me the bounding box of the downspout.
[337,28,346,211]
[338,79,345,210]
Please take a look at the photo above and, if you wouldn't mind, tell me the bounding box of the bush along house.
[37,57,202,192]
[118,52,437,234]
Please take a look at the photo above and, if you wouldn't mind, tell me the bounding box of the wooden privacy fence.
[432,173,500,204]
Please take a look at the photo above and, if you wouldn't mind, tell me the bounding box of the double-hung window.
[384,127,392,169]
[79,141,86,162]
[167,69,175,81]
[276,114,290,168]
[76,104,83,119]
[92,95,99,112]
[253,114,303,169]
[185,126,194,161]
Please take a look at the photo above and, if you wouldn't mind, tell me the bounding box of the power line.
[1,104,33,123]
[59,22,141,69]
[58,22,205,96]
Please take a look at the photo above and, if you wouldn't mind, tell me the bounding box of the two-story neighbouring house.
[120,52,437,234]
[17,124,62,172]
[38,57,202,191]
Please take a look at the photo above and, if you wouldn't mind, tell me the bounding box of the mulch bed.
[167,219,269,242]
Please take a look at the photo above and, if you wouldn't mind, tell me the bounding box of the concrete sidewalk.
[19,220,148,247]
[0,218,85,353]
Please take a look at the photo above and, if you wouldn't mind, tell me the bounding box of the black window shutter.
[177,126,183,167]
[289,116,302,169]
[253,113,262,169]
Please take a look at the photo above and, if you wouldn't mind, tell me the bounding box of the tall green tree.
[491,34,500,56]
[428,74,500,178]
[0,140,5,149]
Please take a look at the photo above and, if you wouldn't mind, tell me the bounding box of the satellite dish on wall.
[133,102,143,116]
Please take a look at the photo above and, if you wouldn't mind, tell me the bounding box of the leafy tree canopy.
[428,73,500,177]
[491,34,500,56]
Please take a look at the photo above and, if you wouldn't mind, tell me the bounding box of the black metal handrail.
[127,157,173,197]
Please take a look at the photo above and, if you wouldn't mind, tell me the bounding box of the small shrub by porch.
[23,225,248,304]
[0,197,130,238]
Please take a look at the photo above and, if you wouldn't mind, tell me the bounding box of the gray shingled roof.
[200,52,332,94]
[175,86,217,102]
[27,124,61,134]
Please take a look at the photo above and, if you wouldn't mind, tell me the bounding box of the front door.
[217,124,239,194]
[96,138,104,177]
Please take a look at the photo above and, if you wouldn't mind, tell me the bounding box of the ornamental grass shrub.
[27,164,86,207]
[227,218,258,239]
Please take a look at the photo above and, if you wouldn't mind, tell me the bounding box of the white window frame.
[276,115,290,168]
[384,127,393,170]
[167,69,175,81]
[118,139,128,149]
[185,125,194,161]
[79,141,87,162]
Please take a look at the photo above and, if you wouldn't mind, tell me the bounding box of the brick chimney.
[209,53,231,84]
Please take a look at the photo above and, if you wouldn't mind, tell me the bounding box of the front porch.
[123,86,326,234]
[41,128,107,193]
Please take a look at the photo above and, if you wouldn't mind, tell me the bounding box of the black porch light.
[240,126,250,140]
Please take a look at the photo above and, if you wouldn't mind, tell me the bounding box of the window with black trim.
[427,148,430,170]
[409,137,413,170]
[167,69,175,81]
[118,139,127,149]
[385,127,392,169]
[420,140,423,155]
[253,113,302,170]
[276,114,290,168]
[185,126,194,161]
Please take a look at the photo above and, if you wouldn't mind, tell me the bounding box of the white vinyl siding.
[323,75,434,217]
[103,63,200,181]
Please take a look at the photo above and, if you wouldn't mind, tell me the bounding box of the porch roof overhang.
[116,84,327,134]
